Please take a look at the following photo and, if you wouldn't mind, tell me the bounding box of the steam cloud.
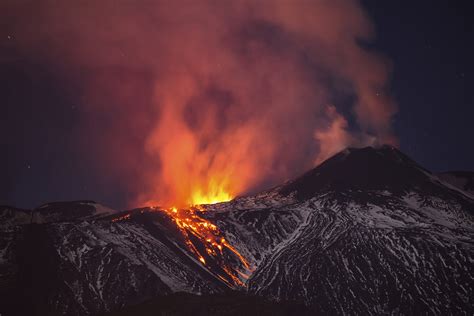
[3,0,397,207]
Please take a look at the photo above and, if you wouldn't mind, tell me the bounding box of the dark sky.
[363,0,472,172]
[1,0,472,210]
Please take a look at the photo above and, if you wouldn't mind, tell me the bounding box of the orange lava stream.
[111,213,131,222]
[160,204,251,287]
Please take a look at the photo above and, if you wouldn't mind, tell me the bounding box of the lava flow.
[159,203,251,287]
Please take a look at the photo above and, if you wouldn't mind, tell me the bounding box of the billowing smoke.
[3,0,397,207]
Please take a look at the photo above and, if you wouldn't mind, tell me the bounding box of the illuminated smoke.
[3,0,397,207]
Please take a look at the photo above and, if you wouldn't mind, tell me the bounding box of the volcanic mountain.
[0,146,473,315]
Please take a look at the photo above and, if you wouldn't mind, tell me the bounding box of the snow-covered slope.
[1,207,229,316]
[1,146,473,315]
[244,191,472,314]
[205,146,474,314]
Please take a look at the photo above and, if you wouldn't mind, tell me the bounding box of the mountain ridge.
[1,146,473,315]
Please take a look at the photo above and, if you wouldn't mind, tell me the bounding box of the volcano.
[0,146,473,315]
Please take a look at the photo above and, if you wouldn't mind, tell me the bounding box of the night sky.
[1,0,472,210]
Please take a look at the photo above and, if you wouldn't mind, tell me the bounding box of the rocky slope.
[437,171,474,196]
[1,146,473,315]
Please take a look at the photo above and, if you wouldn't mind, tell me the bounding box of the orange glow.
[111,214,131,223]
[190,185,233,206]
[158,205,251,287]
[137,75,277,209]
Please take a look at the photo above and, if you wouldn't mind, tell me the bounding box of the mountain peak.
[280,145,431,199]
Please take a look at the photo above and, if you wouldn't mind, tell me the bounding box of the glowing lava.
[160,203,251,287]
[111,213,131,222]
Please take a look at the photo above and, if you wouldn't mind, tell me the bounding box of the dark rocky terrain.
[102,292,311,316]
[437,171,474,195]
[1,146,473,315]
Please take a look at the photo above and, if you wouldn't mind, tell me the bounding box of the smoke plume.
[3,0,397,207]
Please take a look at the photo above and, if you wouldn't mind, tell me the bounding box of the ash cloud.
[2,0,397,206]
